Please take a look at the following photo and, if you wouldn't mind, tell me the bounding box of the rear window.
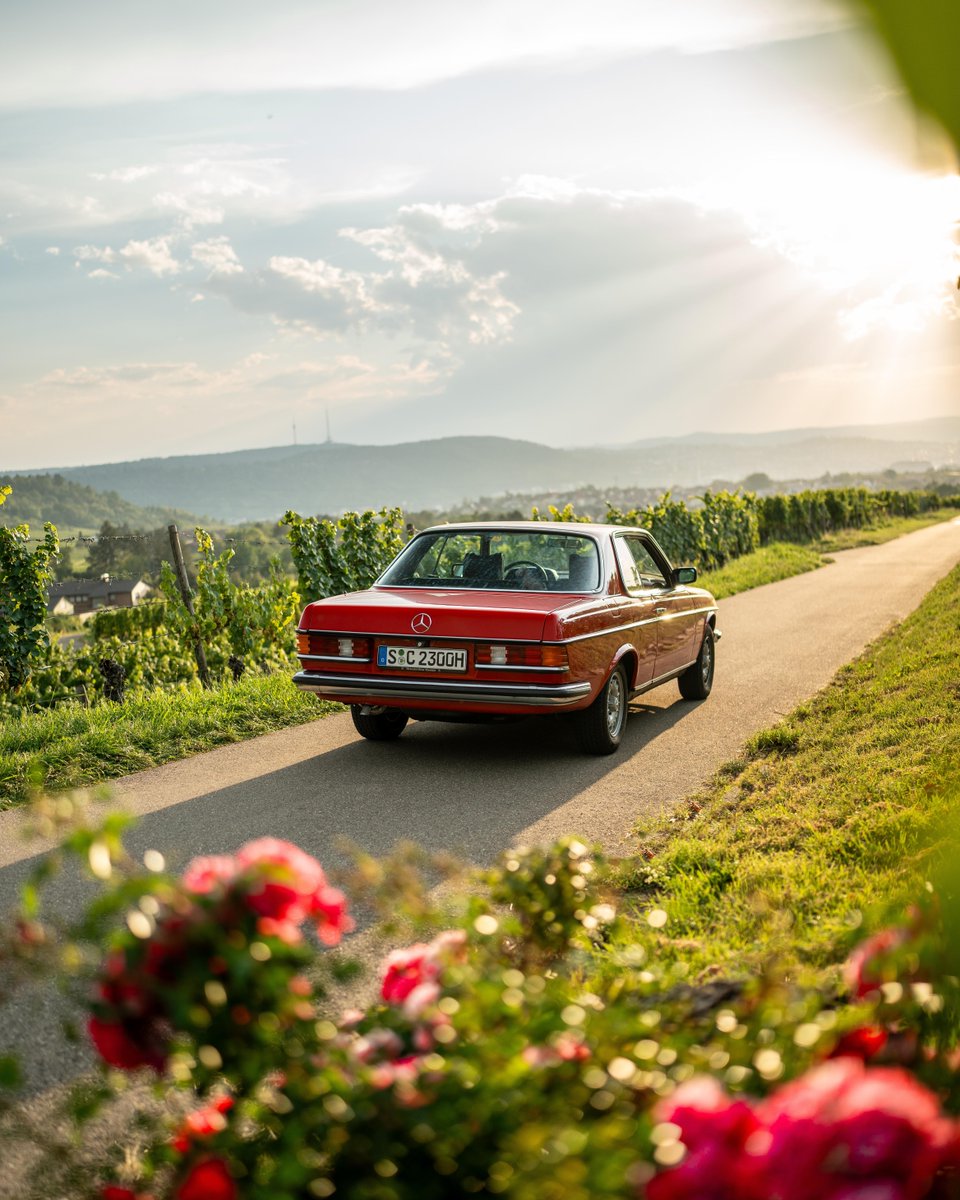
[378,530,601,592]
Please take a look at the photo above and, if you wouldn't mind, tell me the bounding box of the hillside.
[5,418,959,522]
[0,473,205,533]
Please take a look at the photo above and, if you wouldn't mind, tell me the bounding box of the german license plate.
[377,645,467,672]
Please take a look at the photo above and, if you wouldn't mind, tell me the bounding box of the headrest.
[567,553,597,590]
[462,552,503,581]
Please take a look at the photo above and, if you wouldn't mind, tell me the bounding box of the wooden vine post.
[167,524,211,688]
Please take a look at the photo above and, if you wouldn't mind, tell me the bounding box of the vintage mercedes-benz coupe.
[293,522,720,755]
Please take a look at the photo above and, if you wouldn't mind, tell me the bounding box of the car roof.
[417,521,648,537]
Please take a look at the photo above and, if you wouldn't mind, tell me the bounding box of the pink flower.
[352,1029,405,1064]
[403,981,441,1020]
[311,885,354,946]
[746,1058,955,1200]
[647,1075,758,1200]
[554,1033,590,1062]
[844,928,909,1000]
[182,855,237,896]
[235,837,327,923]
[381,944,435,1004]
[256,916,303,944]
[380,930,465,1006]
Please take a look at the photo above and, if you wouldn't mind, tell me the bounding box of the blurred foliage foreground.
[1,787,959,1200]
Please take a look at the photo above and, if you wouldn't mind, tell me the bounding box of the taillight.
[297,633,371,660]
[475,643,568,669]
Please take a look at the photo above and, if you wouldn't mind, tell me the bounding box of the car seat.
[462,552,503,583]
[567,553,597,590]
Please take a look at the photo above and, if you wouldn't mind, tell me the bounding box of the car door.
[611,536,662,688]
[616,535,700,680]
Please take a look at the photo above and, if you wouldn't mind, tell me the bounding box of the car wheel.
[350,705,409,741]
[678,625,715,701]
[576,664,628,755]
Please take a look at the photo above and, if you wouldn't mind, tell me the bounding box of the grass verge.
[615,559,960,982]
[0,675,341,809]
[698,542,825,600]
[698,508,957,599]
[815,507,956,552]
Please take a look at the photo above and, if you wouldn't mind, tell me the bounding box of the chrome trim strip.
[561,605,716,644]
[562,616,659,643]
[292,671,591,707]
[635,660,698,693]
[298,654,372,664]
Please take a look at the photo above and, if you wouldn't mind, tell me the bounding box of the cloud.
[203,227,520,349]
[90,165,161,183]
[4,348,450,466]
[88,268,117,280]
[118,235,181,276]
[191,236,243,276]
[45,245,60,255]
[73,235,181,276]
[155,191,225,229]
[73,243,117,264]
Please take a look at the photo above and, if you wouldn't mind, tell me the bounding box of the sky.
[2,0,959,468]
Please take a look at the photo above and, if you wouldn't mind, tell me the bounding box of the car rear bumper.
[292,670,592,708]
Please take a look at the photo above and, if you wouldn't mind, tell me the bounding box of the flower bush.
[3,803,960,1200]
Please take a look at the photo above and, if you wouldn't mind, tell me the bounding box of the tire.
[576,664,628,755]
[350,705,409,741]
[678,624,715,701]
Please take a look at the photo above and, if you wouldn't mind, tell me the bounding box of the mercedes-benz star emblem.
[411,612,432,634]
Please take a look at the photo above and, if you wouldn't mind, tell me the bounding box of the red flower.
[844,928,909,1000]
[235,837,328,923]
[87,1017,166,1072]
[830,1026,889,1062]
[171,1096,234,1154]
[380,930,466,1005]
[176,1156,237,1200]
[647,1075,758,1200]
[747,1058,955,1200]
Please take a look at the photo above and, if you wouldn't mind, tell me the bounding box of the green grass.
[697,509,957,599]
[616,558,960,982]
[0,676,341,809]
[814,507,956,551]
[698,542,825,599]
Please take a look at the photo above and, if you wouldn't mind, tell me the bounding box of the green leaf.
[0,1055,22,1090]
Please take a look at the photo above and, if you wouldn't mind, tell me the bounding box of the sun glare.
[683,160,960,343]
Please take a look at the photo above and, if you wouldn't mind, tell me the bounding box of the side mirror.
[675,566,698,586]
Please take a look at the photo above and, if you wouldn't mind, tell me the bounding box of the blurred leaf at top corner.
[854,0,960,159]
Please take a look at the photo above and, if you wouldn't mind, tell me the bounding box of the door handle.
[654,606,667,615]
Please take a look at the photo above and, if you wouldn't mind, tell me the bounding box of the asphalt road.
[2,517,960,1102]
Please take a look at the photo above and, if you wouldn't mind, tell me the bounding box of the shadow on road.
[0,695,695,1093]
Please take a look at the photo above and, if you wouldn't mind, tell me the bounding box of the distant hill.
[6,418,959,522]
[0,473,205,533]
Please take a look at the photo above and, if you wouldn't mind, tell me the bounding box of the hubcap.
[702,637,713,685]
[606,672,625,737]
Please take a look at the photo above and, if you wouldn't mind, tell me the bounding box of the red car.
[293,522,720,755]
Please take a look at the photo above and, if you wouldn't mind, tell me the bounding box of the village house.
[47,576,152,617]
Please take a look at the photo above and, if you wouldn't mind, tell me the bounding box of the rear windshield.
[378,530,601,592]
